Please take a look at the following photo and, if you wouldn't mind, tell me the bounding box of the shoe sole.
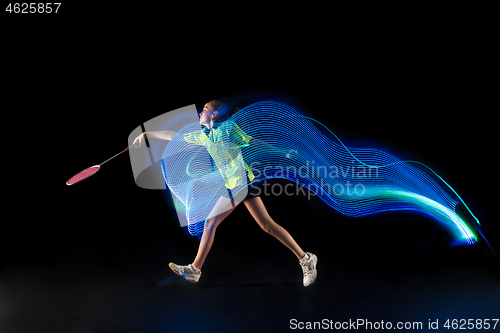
[169,263,199,283]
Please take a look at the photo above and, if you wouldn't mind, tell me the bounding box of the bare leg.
[243,196,306,260]
[192,197,237,270]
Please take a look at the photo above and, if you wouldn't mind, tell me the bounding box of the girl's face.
[199,103,217,125]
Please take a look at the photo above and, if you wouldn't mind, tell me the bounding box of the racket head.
[66,165,101,186]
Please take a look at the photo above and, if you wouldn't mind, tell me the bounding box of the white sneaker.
[169,262,201,283]
[300,252,317,287]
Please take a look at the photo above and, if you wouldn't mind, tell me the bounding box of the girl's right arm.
[133,130,177,147]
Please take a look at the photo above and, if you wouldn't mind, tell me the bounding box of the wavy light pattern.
[161,101,478,244]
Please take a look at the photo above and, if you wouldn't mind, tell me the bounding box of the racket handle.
[99,147,130,166]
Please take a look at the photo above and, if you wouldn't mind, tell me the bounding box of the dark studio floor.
[2,186,499,332]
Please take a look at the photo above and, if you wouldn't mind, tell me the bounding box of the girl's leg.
[243,196,306,260]
[192,196,238,270]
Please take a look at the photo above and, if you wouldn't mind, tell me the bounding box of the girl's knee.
[259,219,276,235]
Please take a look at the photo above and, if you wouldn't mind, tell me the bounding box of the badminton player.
[133,100,318,286]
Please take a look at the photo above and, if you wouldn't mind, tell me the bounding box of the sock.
[299,253,309,265]
[190,264,201,273]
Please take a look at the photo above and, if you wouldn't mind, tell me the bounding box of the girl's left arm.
[249,137,293,158]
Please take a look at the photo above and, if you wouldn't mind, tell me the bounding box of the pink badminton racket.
[66,146,131,186]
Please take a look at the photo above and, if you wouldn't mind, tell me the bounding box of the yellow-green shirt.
[183,121,255,189]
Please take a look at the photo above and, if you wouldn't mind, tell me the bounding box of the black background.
[2,5,499,333]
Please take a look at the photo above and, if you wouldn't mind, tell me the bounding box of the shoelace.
[302,262,312,275]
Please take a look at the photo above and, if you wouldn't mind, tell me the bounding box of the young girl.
[133,100,318,287]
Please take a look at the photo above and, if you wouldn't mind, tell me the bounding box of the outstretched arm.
[133,130,177,147]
